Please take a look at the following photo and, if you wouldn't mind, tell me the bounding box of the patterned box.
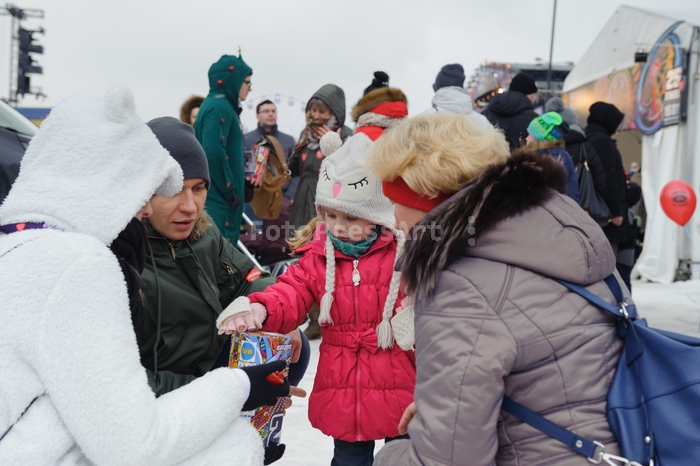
[229,331,292,446]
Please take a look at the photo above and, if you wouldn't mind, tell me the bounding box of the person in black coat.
[482,73,539,151]
[585,102,628,250]
[545,97,607,197]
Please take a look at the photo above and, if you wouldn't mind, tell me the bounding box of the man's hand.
[398,402,417,435]
[611,216,624,226]
[289,328,302,363]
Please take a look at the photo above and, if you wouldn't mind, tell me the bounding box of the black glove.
[244,181,255,203]
[223,194,241,209]
[239,360,289,411]
[264,443,286,465]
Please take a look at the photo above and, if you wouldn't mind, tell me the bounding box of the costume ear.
[320,131,342,157]
[104,85,136,122]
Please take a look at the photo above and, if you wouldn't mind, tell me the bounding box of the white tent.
[563,5,700,284]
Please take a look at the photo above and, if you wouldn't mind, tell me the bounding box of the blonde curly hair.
[367,113,510,198]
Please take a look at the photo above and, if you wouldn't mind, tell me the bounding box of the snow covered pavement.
[280,279,700,465]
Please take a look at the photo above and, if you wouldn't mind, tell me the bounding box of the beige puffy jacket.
[376,153,625,466]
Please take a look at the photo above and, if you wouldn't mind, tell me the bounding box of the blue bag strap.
[501,397,598,458]
[500,274,639,460]
[555,275,637,320]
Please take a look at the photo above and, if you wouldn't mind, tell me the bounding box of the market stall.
[563,5,700,283]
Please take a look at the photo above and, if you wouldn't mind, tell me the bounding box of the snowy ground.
[279,279,700,465]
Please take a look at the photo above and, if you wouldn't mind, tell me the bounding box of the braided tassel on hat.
[376,228,406,349]
[319,233,336,325]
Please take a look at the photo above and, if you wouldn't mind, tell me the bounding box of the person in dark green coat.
[141,117,309,398]
[194,54,253,241]
[288,84,353,231]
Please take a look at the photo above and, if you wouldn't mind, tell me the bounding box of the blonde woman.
[368,113,626,466]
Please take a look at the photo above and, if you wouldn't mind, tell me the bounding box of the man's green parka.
[140,212,273,396]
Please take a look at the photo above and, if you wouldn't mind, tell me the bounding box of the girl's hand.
[218,303,268,334]
[398,402,417,435]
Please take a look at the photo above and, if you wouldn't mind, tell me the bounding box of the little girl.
[219,132,415,466]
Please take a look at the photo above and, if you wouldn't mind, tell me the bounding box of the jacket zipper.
[224,264,234,275]
[168,241,176,260]
[354,258,362,441]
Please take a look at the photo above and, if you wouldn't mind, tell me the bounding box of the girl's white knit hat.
[315,132,395,230]
[315,132,412,350]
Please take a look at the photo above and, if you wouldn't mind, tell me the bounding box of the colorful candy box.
[229,331,292,446]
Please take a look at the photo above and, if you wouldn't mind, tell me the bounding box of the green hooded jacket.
[288,84,353,230]
[140,212,273,396]
[194,55,252,241]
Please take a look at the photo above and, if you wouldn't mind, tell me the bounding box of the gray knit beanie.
[545,97,579,127]
[433,64,466,92]
[147,117,210,187]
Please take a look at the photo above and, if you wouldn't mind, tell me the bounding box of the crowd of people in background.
[0,50,643,466]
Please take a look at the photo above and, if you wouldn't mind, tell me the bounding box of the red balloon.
[660,180,697,226]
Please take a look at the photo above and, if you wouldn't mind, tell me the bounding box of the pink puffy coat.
[251,225,416,442]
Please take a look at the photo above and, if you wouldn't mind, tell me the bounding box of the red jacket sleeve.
[249,253,320,334]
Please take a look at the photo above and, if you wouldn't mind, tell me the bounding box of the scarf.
[327,225,380,258]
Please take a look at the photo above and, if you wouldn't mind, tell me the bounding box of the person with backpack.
[517,111,580,202]
[546,97,608,211]
[367,113,626,466]
[585,102,628,253]
[0,86,298,466]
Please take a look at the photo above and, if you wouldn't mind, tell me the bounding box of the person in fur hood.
[0,87,294,466]
[351,71,408,141]
[368,113,626,466]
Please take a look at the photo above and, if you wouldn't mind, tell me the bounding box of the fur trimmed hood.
[351,87,408,122]
[401,152,614,302]
[143,210,211,242]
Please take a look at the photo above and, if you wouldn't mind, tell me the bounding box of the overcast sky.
[1,0,698,136]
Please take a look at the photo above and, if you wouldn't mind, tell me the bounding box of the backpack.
[249,135,291,220]
[502,274,700,465]
[575,143,611,227]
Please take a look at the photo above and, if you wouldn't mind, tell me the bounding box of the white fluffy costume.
[0,86,264,465]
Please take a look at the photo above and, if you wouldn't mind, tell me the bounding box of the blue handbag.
[502,274,700,466]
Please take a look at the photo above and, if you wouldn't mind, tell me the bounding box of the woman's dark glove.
[264,443,286,465]
[239,360,289,411]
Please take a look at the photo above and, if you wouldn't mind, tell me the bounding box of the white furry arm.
[37,256,256,466]
[217,296,252,329]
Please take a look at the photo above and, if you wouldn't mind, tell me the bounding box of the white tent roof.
[563,5,698,93]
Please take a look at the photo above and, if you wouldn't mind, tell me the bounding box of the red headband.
[382,177,453,212]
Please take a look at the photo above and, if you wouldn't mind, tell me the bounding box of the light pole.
[546,0,558,101]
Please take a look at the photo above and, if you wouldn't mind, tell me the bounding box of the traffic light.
[17,27,43,96]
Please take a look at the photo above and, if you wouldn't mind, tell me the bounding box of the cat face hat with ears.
[315,132,395,230]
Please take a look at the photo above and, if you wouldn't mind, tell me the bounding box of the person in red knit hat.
[351,72,408,141]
